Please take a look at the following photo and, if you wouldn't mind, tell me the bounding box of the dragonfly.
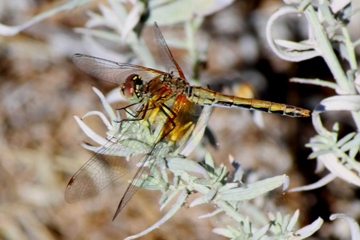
[65,23,310,221]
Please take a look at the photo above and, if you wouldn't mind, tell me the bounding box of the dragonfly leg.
[115,101,146,120]
[156,103,177,141]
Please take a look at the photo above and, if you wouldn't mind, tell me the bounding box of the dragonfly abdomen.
[187,86,310,117]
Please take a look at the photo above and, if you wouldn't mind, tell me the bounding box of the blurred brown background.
[0,0,359,239]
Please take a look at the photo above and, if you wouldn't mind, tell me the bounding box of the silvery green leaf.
[204,189,217,202]
[308,149,333,159]
[318,4,337,26]
[340,133,360,152]
[121,3,144,42]
[281,214,291,233]
[277,212,282,223]
[274,39,316,51]
[218,183,241,193]
[160,189,181,210]
[75,28,123,43]
[141,182,165,191]
[266,6,321,62]
[85,11,106,28]
[191,183,211,195]
[290,77,338,89]
[158,189,170,205]
[80,142,102,153]
[161,167,169,183]
[330,214,360,239]
[81,110,113,130]
[305,142,329,149]
[190,189,218,207]
[193,179,213,186]
[216,200,245,222]
[214,165,227,181]
[98,4,120,28]
[241,202,268,226]
[315,95,360,112]
[336,132,356,148]
[293,217,323,239]
[243,216,252,234]
[167,158,209,178]
[219,175,288,201]
[355,74,360,93]
[316,153,360,186]
[330,0,351,14]
[74,116,107,146]
[332,122,340,133]
[212,182,223,191]
[286,210,300,232]
[268,212,276,221]
[310,134,336,146]
[339,41,351,64]
[269,213,282,235]
[147,0,235,25]
[251,223,269,239]
[198,208,223,219]
[204,150,215,169]
[107,0,128,23]
[349,146,359,159]
[212,226,237,238]
[289,173,337,192]
[189,195,209,207]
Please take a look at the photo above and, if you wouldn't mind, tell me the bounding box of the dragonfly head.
[121,74,144,103]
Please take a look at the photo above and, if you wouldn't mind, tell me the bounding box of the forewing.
[154,23,186,78]
[72,54,165,84]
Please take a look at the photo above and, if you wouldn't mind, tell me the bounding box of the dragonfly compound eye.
[121,74,144,103]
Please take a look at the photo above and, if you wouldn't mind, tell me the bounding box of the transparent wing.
[154,23,186,78]
[112,138,174,220]
[64,150,149,203]
[112,152,151,220]
[72,54,166,84]
[64,116,152,203]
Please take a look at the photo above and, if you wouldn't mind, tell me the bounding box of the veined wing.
[64,116,152,203]
[112,142,166,220]
[154,23,186,79]
[72,54,166,84]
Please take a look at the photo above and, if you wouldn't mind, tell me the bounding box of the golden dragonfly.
[65,23,310,220]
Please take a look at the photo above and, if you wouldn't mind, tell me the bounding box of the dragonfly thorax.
[121,74,144,103]
[161,73,189,92]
